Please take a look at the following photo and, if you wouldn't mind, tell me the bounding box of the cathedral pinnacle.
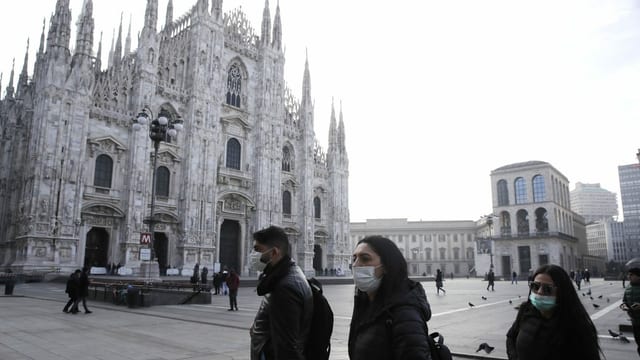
[95,31,103,72]
[328,97,338,152]
[165,0,174,29]
[338,101,346,152]
[261,0,271,47]
[73,0,94,59]
[46,0,72,53]
[124,15,132,57]
[6,58,15,99]
[272,1,282,50]
[144,0,159,33]
[17,39,29,96]
[114,13,123,67]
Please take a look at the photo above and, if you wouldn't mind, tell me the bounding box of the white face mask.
[250,248,274,272]
[353,265,383,293]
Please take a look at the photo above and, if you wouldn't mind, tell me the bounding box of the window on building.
[500,211,512,236]
[226,138,241,170]
[515,177,527,204]
[425,248,432,260]
[226,63,242,107]
[517,209,529,235]
[314,197,321,219]
[532,175,545,202]
[283,191,292,215]
[535,208,549,233]
[453,248,460,260]
[439,248,446,260]
[155,166,170,197]
[466,247,474,260]
[497,179,509,206]
[94,154,113,188]
[282,146,292,171]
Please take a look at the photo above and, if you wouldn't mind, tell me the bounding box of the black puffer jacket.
[506,301,600,360]
[348,280,432,360]
[250,257,313,360]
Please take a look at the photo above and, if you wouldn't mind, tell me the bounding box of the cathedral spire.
[73,0,95,59]
[328,97,338,153]
[6,58,15,99]
[108,29,115,68]
[302,49,311,105]
[124,14,132,57]
[165,0,173,29]
[95,31,103,72]
[211,0,223,21]
[338,101,346,152]
[144,0,158,33]
[17,39,29,97]
[261,0,271,47]
[114,13,123,67]
[272,0,282,50]
[38,18,46,56]
[46,0,72,53]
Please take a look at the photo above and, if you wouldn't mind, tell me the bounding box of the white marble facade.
[0,0,350,276]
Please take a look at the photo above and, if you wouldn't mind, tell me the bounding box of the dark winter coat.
[79,271,90,297]
[65,274,80,299]
[250,257,313,360]
[348,281,432,360]
[506,301,600,360]
[226,272,240,291]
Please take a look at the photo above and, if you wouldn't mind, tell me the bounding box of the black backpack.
[385,313,452,360]
[305,277,334,360]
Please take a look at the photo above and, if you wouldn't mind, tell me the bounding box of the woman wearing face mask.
[348,236,432,360]
[506,264,601,360]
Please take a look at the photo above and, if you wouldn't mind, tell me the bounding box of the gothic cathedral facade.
[0,0,350,276]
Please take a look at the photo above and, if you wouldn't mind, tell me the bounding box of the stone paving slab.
[1,278,637,360]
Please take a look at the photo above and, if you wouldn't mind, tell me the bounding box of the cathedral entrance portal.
[220,220,240,272]
[84,227,109,268]
[313,245,323,276]
[154,233,168,275]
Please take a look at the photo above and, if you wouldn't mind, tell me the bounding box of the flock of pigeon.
[467,286,632,355]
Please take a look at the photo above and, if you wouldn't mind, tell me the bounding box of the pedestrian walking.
[574,270,582,291]
[62,270,81,314]
[78,267,92,313]
[511,271,518,284]
[200,266,209,289]
[583,268,591,284]
[506,264,601,359]
[221,268,229,295]
[436,268,446,295]
[487,269,495,291]
[249,226,313,359]
[213,272,222,294]
[620,266,640,357]
[226,269,240,311]
[349,236,432,359]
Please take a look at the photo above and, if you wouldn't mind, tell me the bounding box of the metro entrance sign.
[140,232,152,245]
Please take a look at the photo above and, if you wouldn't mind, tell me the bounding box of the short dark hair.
[253,226,290,256]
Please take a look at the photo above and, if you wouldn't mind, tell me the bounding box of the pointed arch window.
[314,197,321,219]
[282,146,292,171]
[226,138,241,170]
[497,179,509,206]
[514,177,527,204]
[226,63,242,107]
[283,191,292,215]
[155,166,170,197]
[532,175,545,202]
[94,154,113,188]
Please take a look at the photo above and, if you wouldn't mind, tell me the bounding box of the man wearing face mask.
[249,226,313,360]
[506,264,601,360]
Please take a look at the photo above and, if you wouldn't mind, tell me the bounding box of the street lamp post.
[133,107,183,275]
[483,215,496,270]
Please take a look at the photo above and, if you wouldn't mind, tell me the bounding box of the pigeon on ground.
[589,296,594,300]
[608,329,620,338]
[598,295,603,299]
[607,298,610,303]
[476,343,495,354]
[481,296,487,300]
[587,289,592,295]
[593,303,600,309]
[582,293,586,297]
[514,306,520,310]
[620,335,631,343]
[509,300,512,304]
[468,302,475,307]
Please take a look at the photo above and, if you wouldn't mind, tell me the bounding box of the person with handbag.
[348,235,432,359]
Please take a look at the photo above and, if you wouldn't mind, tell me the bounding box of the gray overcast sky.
[2,0,640,222]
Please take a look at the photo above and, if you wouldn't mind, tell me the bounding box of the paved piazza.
[0,278,636,359]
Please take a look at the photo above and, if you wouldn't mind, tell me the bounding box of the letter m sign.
[140,232,152,245]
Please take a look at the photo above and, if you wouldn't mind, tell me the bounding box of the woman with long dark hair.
[348,236,432,360]
[506,264,601,359]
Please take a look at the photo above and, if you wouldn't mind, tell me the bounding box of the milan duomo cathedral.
[0,0,350,276]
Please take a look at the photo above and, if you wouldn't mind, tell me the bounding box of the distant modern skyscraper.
[618,164,640,260]
[570,182,618,223]
[585,220,626,262]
